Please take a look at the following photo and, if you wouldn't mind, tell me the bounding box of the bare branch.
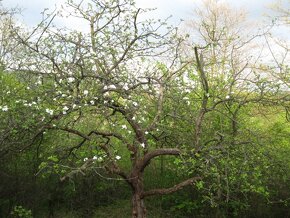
[142,176,201,198]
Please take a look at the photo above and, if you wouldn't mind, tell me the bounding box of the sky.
[1,0,283,24]
[1,0,289,39]
[1,0,289,86]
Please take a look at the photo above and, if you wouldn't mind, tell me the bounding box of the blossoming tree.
[5,0,202,217]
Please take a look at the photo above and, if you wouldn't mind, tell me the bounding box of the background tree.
[174,0,290,215]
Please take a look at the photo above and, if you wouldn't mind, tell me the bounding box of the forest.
[0,0,289,217]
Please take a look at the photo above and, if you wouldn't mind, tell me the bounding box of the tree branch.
[138,148,181,172]
[142,176,201,198]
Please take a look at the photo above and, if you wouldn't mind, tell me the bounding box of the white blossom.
[132,102,138,107]
[121,125,127,129]
[108,84,116,89]
[115,155,121,160]
[123,84,129,90]
[225,95,230,99]
[1,105,8,112]
[145,131,149,135]
[140,143,145,148]
[92,155,103,162]
[67,77,75,83]
[90,100,95,105]
[84,157,88,162]
[45,108,54,115]
[84,90,89,95]
[63,106,69,111]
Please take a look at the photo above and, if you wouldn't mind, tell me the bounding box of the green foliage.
[11,206,32,218]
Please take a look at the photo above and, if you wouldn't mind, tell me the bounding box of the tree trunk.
[131,171,146,218]
[132,191,146,218]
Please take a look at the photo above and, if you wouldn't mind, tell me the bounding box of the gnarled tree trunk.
[127,149,201,218]
[131,172,146,218]
[132,190,146,218]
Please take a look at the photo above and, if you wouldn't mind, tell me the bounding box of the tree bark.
[131,173,146,218]
[128,148,200,217]
[142,177,201,198]
[132,190,146,218]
